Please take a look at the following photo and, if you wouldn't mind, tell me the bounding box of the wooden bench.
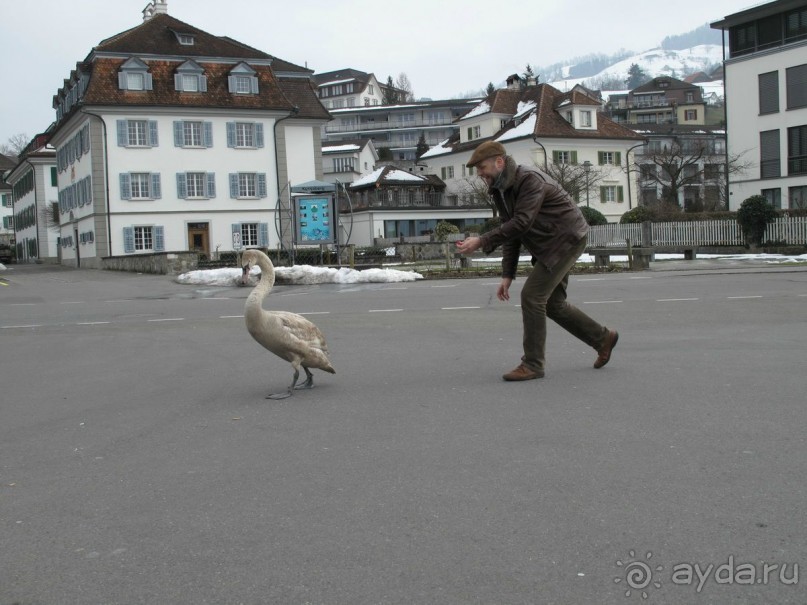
[588,246,656,270]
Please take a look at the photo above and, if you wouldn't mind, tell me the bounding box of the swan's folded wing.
[275,311,329,353]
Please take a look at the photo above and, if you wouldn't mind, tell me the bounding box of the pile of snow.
[0,263,6,271]
[176,264,423,287]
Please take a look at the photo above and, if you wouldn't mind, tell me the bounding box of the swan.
[240,249,335,399]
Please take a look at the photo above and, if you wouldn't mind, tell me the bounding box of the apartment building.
[712,0,807,210]
[608,76,709,125]
[4,138,59,262]
[422,77,644,222]
[323,98,482,162]
[47,1,329,268]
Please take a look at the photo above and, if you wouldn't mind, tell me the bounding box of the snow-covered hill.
[548,44,724,93]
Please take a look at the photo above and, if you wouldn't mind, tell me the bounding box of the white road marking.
[2,324,42,329]
[657,298,699,302]
[369,308,403,313]
[299,311,330,315]
[147,318,185,322]
[431,285,456,288]
[220,315,244,319]
[60,301,83,305]
[583,300,623,304]
[727,295,763,299]
[77,321,110,325]
[442,306,480,310]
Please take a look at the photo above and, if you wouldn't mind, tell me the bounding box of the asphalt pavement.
[1,260,806,604]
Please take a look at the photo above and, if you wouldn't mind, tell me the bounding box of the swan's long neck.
[246,255,276,311]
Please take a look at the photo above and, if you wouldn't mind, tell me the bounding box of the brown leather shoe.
[594,330,619,369]
[502,363,544,381]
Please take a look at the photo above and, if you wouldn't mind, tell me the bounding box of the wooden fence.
[588,217,807,248]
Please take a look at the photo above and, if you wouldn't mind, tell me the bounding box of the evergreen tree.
[486,82,496,96]
[415,134,429,159]
[383,76,397,105]
[523,64,535,81]
[625,64,649,89]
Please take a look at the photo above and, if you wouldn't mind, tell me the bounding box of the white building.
[312,68,390,110]
[712,0,807,210]
[49,2,329,268]
[0,154,15,246]
[321,139,379,185]
[4,141,59,263]
[421,77,645,222]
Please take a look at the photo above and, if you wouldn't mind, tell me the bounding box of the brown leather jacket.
[478,156,589,278]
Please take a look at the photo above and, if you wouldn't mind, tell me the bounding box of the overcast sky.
[1,0,747,148]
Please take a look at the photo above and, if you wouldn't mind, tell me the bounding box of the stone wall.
[101,251,200,275]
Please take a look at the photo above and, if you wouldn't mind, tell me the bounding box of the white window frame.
[134,226,154,251]
[128,120,148,147]
[581,110,592,127]
[127,72,145,91]
[241,223,259,247]
[186,172,206,198]
[239,173,257,198]
[234,76,252,94]
[236,123,255,148]
[130,173,152,199]
[184,121,202,147]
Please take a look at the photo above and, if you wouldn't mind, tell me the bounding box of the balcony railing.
[340,190,489,211]
[325,118,456,134]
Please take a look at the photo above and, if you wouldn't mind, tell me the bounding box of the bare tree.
[540,161,606,206]
[456,177,496,216]
[39,202,61,232]
[395,73,415,102]
[0,133,30,158]
[633,140,750,212]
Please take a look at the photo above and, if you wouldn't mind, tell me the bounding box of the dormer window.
[581,110,592,127]
[228,63,258,95]
[177,33,195,45]
[174,60,207,93]
[118,57,153,91]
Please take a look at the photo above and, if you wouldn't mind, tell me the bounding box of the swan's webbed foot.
[266,389,293,400]
[294,367,315,390]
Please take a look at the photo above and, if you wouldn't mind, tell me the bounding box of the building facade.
[712,0,807,210]
[323,98,481,162]
[0,154,15,247]
[422,78,645,222]
[4,140,59,263]
[48,2,329,268]
[607,76,709,125]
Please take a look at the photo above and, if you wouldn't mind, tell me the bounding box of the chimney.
[142,0,168,21]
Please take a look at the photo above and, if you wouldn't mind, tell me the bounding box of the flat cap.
[467,141,507,167]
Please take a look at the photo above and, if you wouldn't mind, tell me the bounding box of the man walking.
[455,141,618,381]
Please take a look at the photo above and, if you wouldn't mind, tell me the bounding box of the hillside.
[547,44,724,92]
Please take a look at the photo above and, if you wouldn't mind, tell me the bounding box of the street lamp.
[625,141,647,210]
[582,160,592,207]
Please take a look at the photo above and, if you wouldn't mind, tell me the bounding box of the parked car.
[0,244,14,264]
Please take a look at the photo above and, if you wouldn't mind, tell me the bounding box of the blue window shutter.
[123,227,135,253]
[120,173,131,200]
[250,76,259,94]
[600,186,606,200]
[176,173,187,199]
[598,151,604,165]
[154,226,165,252]
[199,75,208,92]
[145,73,153,90]
[206,173,216,198]
[82,125,90,153]
[228,76,237,93]
[117,120,128,146]
[229,173,239,198]
[226,122,235,148]
[255,123,264,148]
[258,223,269,247]
[151,174,161,199]
[174,74,183,91]
[552,150,560,164]
[257,173,267,198]
[571,151,578,165]
[148,121,159,147]
[173,121,183,146]
[118,72,127,90]
[615,152,622,166]
[203,122,213,147]
[617,186,624,202]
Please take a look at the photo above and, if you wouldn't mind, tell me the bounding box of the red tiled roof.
[82,59,295,111]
